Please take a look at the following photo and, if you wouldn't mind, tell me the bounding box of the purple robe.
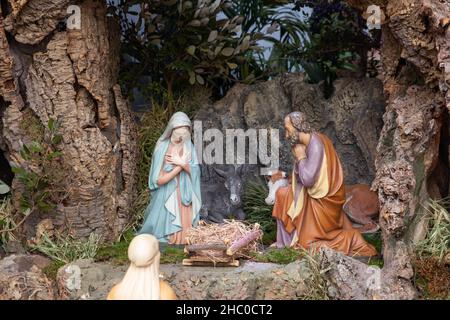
[275,133,324,248]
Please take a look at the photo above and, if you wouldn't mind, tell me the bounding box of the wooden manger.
[182,220,263,267]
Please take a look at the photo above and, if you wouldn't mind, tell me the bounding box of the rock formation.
[0,254,55,300]
[56,258,319,300]
[195,74,385,185]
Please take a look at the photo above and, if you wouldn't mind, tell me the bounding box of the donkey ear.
[237,164,246,175]
[213,167,228,178]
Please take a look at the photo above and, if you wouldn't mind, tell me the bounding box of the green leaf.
[214,44,224,56]
[182,1,193,10]
[29,142,43,153]
[207,30,218,42]
[340,62,358,71]
[196,74,205,85]
[51,135,63,145]
[226,62,238,69]
[147,24,156,33]
[339,51,353,59]
[48,118,55,131]
[37,200,55,213]
[186,45,196,56]
[150,38,161,46]
[47,151,63,160]
[11,167,26,176]
[188,71,196,85]
[241,35,251,51]
[22,144,31,155]
[221,47,234,57]
[244,73,255,82]
[20,149,30,161]
[187,20,201,27]
[200,17,209,26]
[0,179,10,194]
[207,49,215,60]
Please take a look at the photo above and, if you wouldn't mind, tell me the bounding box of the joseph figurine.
[272,112,377,257]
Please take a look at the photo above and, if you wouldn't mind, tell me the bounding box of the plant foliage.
[243,181,277,245]
[416,198,450,263]
[30,232,101,264]
[12,119,65,216]
[112,0,262,104]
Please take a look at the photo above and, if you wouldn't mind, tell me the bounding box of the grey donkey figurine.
[200,165,248,223]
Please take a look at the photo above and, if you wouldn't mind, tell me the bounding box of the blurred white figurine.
[107,234,177,300]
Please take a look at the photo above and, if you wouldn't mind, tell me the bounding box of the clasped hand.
[165,149,190,167]
[292,144,307,161]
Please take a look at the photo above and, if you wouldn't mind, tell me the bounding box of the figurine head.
[171,125,191,145]
[156,111,192,149]
[128,233,160,268]
[284,112,311,146]
[110,234,161,300]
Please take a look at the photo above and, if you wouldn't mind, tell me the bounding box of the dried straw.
[185,220,263,262]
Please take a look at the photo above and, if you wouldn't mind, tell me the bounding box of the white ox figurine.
[265,169,380,233]
[265,170,290,205]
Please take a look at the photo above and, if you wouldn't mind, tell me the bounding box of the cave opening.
[0,97,13,189]
[427,107,450,199]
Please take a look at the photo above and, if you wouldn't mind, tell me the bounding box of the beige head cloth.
[112,234,161,300]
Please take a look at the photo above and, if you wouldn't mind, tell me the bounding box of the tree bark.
[343,0,450,299]
[0,0,138,242]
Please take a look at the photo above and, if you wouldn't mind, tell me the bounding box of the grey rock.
[4,240,26,254]
[0,254,54,300]
[319,247,416,300]
[195,74,385,185]
[56,259,316,300]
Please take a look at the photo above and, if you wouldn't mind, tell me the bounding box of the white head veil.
[112,234,161,300]
[155,112,192,150]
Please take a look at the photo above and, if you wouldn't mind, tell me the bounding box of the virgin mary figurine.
[138,112,201,244]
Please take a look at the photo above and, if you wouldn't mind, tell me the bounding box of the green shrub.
[114,0,261,105]
[252,247,302,264]
[96,229,135,265]
[42,260,65,281]
[243,181,276,245]
[96,229,187,265]
[11,118,65,219]
[0,196,17,248]
[252,247,331,300]
[412,198,450,299]
[416,198,450,263]
[160,246,188,264]
[29,232,101,264]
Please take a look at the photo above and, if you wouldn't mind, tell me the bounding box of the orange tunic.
[272,133,377,257]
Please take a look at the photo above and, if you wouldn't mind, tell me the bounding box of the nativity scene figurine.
[271,111,377,257]
[138,112,202,245]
